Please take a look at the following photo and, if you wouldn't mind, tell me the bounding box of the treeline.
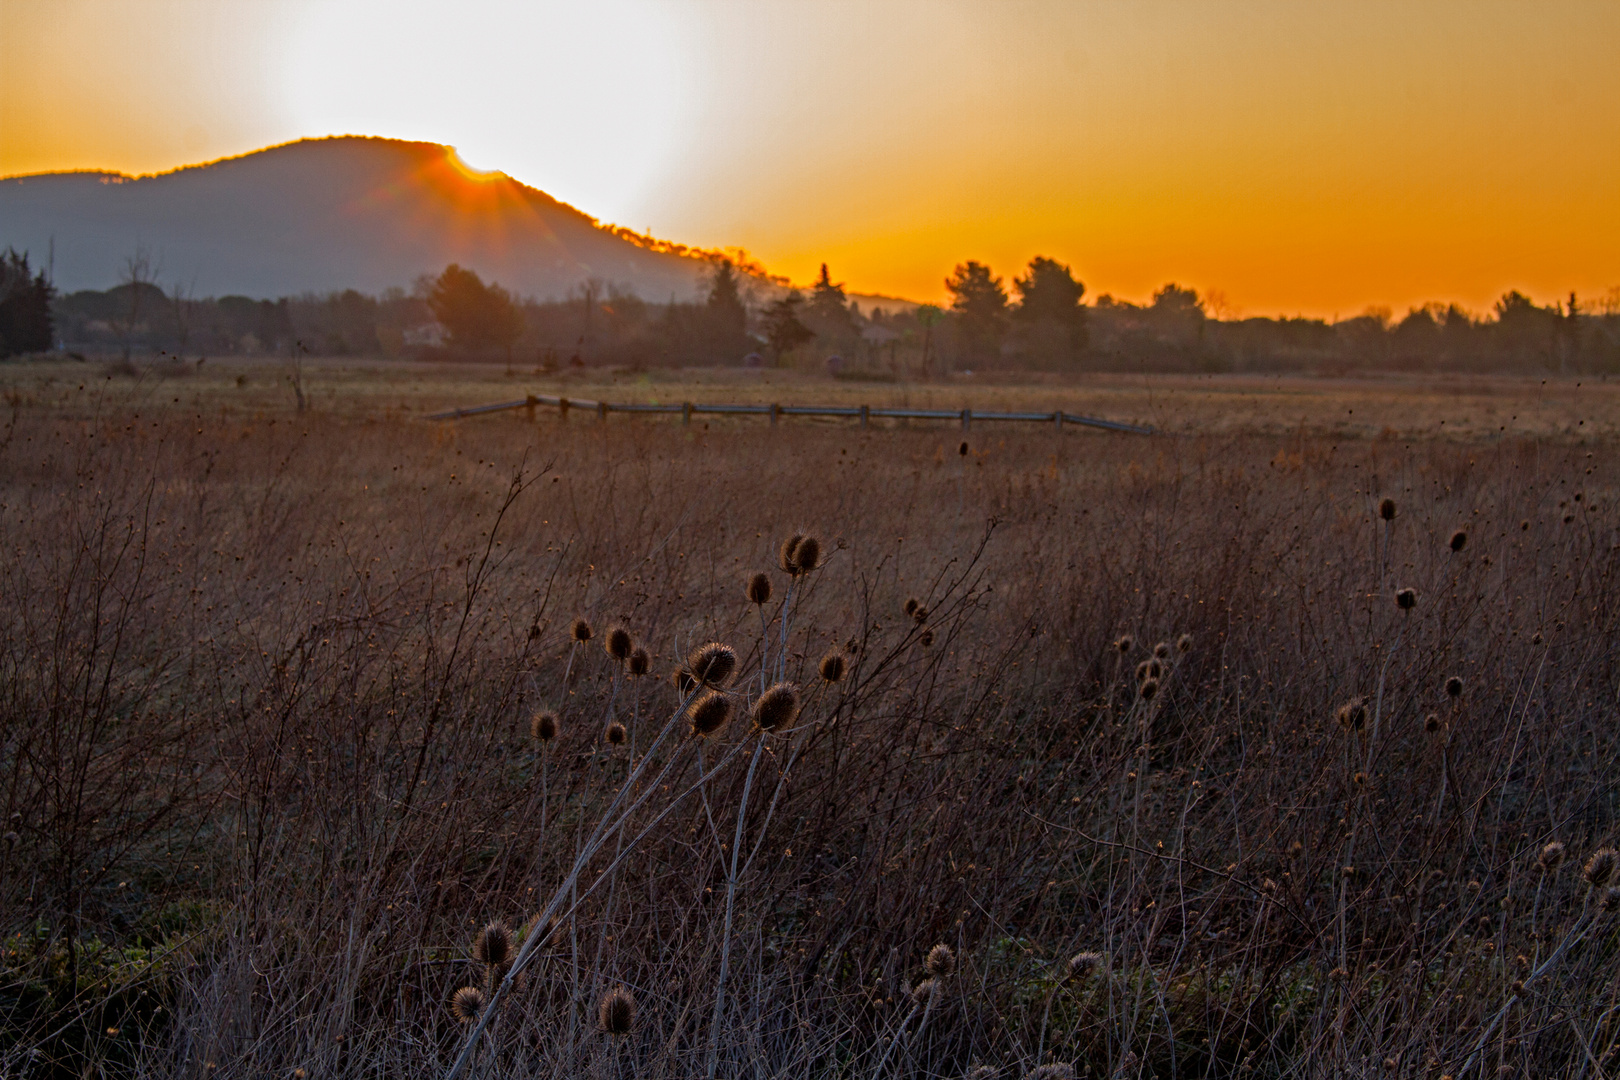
[16,245,1620,374]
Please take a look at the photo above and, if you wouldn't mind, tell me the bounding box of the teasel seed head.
[628,647,650,677]
[1450,529,1468,552]
[519,912,560,952]
[688,690,734,737]
[1445,675,1463,699]
[570,618,593,643]
[1395,587,1417,610]
[959,440,969,456]
[1028,1065,1075,1080]
[1583,848,1617,889]
[747,571,772,605]
[778,533,805,574]
[910,978,938,1006]
[1139,678,1159,701]
[1538,841,1566,874]
[1153,641,1170,659]
[793,534,823,574]
[1424,712,1442,733]
[925,943,956,979]
[597,987,636,1036]
[912,605,929,625]
[904,597,920,617]
[672,668,697,695]
[1336,697,1367,732]
[1115,635,1134,654]
[688,642,738,687]
[1066,951,1103,980]
[1176,633,1192,653]
[918,629,935,647]
[1135,660,1152,683]
[751,682,800,732]
[450,986,487,1024]
[819,648,847,682]
[532,710,559,743]
[605,721,627,746]
[1602,887,1620,914]
[473,920,513,970]
[1379,497,1397,521]
[968,1068,997,1080]
[606,625,633,661]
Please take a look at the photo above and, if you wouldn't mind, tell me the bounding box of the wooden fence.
[425,394,1153,435]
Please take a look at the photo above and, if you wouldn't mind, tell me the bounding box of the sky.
[2,0,1618,317]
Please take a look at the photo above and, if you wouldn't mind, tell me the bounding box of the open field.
[2,360,1618,1079]
[2,357,1619,439]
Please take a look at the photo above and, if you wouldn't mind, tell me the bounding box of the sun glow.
[447,148,501,183]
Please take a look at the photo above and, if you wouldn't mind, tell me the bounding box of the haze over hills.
[0,137,775,303]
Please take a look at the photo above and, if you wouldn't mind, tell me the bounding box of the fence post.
[1054,410,1063,431]
[961,408,971,431]
[682,402,693,426]
[525,395,538,423]
[598,401,608,423]
[770,404,779,426]
[559,397,570,422]
[860,404,869,429]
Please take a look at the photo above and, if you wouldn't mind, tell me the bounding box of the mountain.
[0,137,731,302]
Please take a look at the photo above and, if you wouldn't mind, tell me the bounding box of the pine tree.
[0,249,56,358]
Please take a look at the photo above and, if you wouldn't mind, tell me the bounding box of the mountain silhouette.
[0,137,727,300]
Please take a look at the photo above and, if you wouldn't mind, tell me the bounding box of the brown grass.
[1,362,1617,1079]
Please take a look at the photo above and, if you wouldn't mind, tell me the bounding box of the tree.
[762,290,814,363]
[0,249,55,358]
[1148,283,1205,346]
[1012,255,1088,357]
[945,260,1007,364]
[707,261,748,335]
[427,264,524,356]
[800,259,855,348]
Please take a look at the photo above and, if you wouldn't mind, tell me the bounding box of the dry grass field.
[2,358,1618,1079]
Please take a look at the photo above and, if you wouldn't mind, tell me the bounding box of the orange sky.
[3,0,1617,317]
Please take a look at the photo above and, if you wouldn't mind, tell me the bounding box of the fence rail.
[426,393,1153,434]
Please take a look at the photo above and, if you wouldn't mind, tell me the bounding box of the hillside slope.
[0,137,721,301]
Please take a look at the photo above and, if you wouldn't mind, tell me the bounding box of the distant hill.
[0,137,740,302]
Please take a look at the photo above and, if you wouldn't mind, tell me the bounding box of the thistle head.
[818,648,847,683]
[531,710,559,743]
[450,986,488,1023]
[751,682,800,732]
[605,625,633,662]
[570,618,593,643]
[1379,497,1397,521]
[747,572,772,605]
[1538,841,1566,874]
[1395,587,1417,610]
[628,648,651,677]
[605,721,626,746]
[687,642,738,687]
[473,920,512,977]
[597,987,635,1036]
[925,943,956,979]
[1584,848,1617,889]
[688,690,734,737]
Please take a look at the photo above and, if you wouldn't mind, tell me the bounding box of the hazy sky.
[3,0,1617,315]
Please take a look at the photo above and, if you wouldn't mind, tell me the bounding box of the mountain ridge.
[0,137,774,303]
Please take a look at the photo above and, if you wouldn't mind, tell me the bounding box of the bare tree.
[112,245,160,362]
